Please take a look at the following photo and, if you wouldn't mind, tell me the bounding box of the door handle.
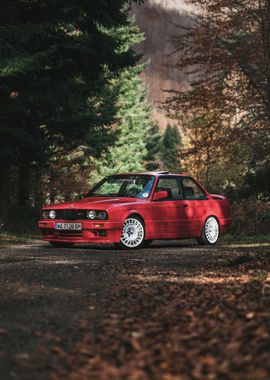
[180,204,188,208]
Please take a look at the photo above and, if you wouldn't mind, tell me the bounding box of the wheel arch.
[119,212,146,249]
[123,212,147,237]
[126,212,145,225]
[207,214,220,224]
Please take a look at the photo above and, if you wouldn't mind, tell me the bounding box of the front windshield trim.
[87,174,155,199]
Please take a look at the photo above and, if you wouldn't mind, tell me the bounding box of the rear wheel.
[197,216,219,245]
[49,242,74,248]
[116,216,145,250]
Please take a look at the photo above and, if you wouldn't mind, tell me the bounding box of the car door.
[149,176,190,238]
[178,177,209,236]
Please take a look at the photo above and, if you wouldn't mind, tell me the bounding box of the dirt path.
[0,240,270,380]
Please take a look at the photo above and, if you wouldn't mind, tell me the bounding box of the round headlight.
[42,210,49,219]
[87,210,96,219]
[49,210,56,219]
[98,211,108,220]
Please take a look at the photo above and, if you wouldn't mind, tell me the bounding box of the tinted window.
[156,177,182,200]
[181,178,207,200]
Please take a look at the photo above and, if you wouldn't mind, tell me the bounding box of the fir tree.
[160,125,182,173]
[89,65,151,183]
[89,17,160,183]
[0,1,143,218]
[145,123,162,171]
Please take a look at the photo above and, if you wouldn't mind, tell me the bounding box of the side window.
[181,178,207,200]
[156,178,182,200]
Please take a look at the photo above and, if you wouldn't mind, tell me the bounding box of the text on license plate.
[55,223,82,231]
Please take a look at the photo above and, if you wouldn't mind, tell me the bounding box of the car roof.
[113,171,188,177]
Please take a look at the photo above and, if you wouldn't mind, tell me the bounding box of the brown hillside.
[132,0,193,128]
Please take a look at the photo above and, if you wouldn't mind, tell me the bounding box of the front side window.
[155,177,182,200]
[88,175,155,199]
[181,178,207,200]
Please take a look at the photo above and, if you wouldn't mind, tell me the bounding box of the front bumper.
[38,219,122,244]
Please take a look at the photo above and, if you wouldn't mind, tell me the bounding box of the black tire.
[49,242,74,248]
[116,216,146,250]
[197,216,220,245]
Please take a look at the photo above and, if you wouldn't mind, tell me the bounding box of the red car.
[39,172,231,249]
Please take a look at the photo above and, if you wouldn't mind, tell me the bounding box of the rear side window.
[181,178,207,200]
[156,177,182,200]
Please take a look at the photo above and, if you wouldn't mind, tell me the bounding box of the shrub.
[230,198,270,235]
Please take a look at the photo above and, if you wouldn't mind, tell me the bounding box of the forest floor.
[0,239,270,380]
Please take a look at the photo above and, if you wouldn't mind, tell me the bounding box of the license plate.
[55,223,82,231]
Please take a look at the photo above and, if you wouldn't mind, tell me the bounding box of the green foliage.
[89,64,152,183]
[88,16,160,185]
[0,0,145,217]
[0,1,139,164]
[145,123,162,171]
[241,162,270,199]
[99,15,145,54]
[159,124,182,173]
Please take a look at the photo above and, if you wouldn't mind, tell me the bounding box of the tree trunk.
[0,159,10,224]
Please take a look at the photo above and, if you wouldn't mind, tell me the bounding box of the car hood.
[42,197,148,210]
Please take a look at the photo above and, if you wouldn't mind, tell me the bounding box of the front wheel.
[49,242,74,248]
[197,216,219,245]
[117,216,145,249]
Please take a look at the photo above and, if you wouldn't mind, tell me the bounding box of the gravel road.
[0,240,270,380]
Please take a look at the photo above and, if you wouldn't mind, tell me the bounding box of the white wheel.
[198,217,219,245]
[120,217,145,249]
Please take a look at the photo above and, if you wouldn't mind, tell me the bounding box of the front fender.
[121,208,153,239]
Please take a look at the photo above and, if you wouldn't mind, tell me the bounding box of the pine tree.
[89,16,160,184]
[0,1,143,219]
[89,65,152,183]
[145,123,162,171]
[160,125,182,173]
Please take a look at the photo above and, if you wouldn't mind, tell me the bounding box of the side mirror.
[153,190,169,201]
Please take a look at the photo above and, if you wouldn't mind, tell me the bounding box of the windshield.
[87,175,155,199]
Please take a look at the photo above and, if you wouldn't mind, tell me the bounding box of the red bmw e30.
[38,171,232,249]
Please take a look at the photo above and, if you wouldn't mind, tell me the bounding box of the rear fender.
[210,194,231,219]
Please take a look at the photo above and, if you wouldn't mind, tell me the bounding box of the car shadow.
[45,239,200,251]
